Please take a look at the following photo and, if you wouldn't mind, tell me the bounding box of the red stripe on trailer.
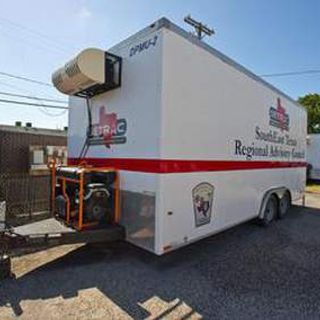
[68,158,307,173]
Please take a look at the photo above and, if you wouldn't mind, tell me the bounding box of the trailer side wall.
[156,28,306,254]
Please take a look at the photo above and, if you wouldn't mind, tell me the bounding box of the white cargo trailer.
[307,134,320,180]
[56,18,306,255]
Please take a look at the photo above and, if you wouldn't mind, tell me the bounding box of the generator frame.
[50,161,121,231]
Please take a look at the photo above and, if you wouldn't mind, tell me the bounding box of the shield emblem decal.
[192,182,214,227]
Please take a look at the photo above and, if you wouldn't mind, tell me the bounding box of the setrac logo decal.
[269,98,290,131]
[192,182,214,227]
[129,35,158,57]
[90,106,127,147]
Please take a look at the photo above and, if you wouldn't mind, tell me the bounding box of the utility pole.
[184,15,215,40]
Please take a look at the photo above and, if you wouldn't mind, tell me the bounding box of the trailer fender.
[258,187,290,219]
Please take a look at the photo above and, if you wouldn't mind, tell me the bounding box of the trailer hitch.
[0,215,30,278]
[0,214,125,281]
[0,220,33,280]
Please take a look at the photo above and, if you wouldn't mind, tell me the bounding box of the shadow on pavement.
[1,205,320,319]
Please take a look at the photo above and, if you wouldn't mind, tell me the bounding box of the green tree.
[298,93,320,133]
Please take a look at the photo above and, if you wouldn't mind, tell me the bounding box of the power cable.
[39,108,68,117]
[0,80,67,117]
[0,25,67,57]
[0,71,52,87]
[0,98,68,109]
[0,16,76,54]
[0,91,67,104]
[0,80,58,99]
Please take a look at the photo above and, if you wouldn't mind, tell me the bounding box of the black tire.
[260,194,278,226]
[55,195,67,219]
[278,191,291,219]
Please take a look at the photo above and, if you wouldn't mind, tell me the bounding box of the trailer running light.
[163,245,173,252]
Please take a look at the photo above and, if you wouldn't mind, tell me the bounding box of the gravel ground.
[1,197,320,319]
[303,192,320,209]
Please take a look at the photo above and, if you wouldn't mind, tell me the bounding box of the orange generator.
[50,162,120,231]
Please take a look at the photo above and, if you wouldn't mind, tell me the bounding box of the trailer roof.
[112,17,305,111]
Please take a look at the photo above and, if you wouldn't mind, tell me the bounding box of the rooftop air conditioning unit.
[52,48,122,97]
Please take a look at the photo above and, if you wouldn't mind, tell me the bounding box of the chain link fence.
[0,125,66,226]
[0,173,51,226]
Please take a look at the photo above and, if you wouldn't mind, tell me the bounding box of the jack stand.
[0,202,13,280]
[0,254,12,280]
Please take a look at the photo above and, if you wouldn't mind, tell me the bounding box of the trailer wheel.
[278,191,291,219]
[260,194,278,226]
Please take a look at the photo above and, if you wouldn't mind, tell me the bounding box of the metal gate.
[0,173,51,226]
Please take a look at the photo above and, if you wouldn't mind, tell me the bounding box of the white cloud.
[77,6,92,19]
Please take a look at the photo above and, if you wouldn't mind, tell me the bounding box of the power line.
[0,79,62,100]
[0,98,68,109]
[0,91,67,104]
[260,70,320,78]
[0,16,76,54]
[0,71,53,87]
[0,25,67,57]
[39,108,68,117]
[0,80,67,117]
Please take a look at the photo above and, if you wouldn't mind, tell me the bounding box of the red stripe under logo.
[68,157,306,173]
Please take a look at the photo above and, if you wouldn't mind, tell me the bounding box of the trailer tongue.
[0,217,125,280]
[1,217,124,252]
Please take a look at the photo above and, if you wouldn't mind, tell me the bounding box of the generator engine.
[55,183,111,223]
[52,166,119,230]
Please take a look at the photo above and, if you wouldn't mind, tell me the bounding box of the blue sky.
[0,0,319,128]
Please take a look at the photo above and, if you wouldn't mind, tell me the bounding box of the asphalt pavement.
[1,201,320,319]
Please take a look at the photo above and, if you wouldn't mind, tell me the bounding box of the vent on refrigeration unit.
[52,48,122,98]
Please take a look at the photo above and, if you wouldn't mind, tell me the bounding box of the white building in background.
[307,134,320,180]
